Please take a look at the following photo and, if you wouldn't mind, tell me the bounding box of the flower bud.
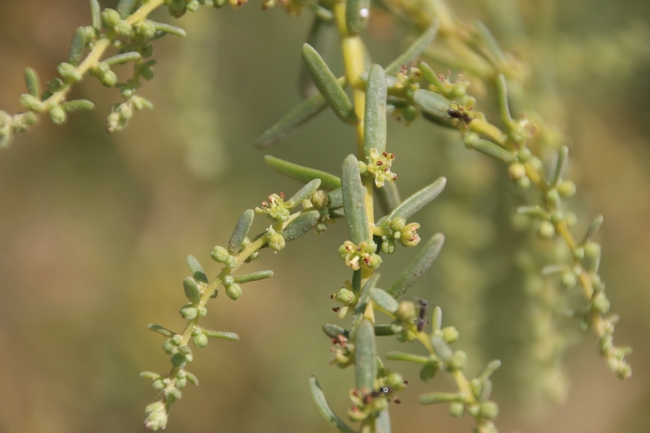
[211,246,230,263]
[226,283,243,300]
[538,221,555,238]
[49,105,67,125]
[268,231,285,252]
[333,288,355,304]
[449,402,465,418]
[479,401,499,420]
[388,217,405,232]
[441,326,459,344]
[396,301,416,322]
[192,332,208,348]
[557,180,576,197]
[508,162,526,181]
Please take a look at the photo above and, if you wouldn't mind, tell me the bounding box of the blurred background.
[0,0,649,432]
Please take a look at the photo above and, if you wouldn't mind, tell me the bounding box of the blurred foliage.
[0,0,649,432]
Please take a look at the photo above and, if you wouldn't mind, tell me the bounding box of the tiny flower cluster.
[347,372,407,422]
[338,240,382,270]
[360,149,398,188]
[255,192,291,222]
[375,217,421,254]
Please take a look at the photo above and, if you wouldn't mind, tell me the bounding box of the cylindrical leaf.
[322,324,349,339]
[475,20,506,65]
[413,89,455,128]
[202,329,239,340]
[90,0,101,31]
[370,287,399,314]
[386,177,446,222]
[287,179,321,208]
[420,392,460,405]
[582,215,604,244]
[302,43,357,124]
[309,377,356,433]
[61,100,95,112]
[350,273,381,339]
[233,270,273,284]
[24,68,40,98]
[385,22,439,75]
[149,21,187,37]
[466,138,516,163]
[374,324,397,336]
[255,91,330,147]
[281,210,320,241]
[431,335,453,361]
[300,16,335,98]
[364,64,387,156]
[264,155,341,190]
[68,27,87,66]
[328,188,343,208]
[418,61,447,94]
[186,255,208,284]
[103,51,142,66]
[117,0,138,18]
[342,154,370,244]
[385,351,430,364]
[552,146,569,186]
[495,73,512,126]
[355,319,377,390]
[148,324,175,337]
[387,233,445,298]
[375,409,391,433]
[228,209,255,254]
[345,0,370,35]
[183,277,202,305]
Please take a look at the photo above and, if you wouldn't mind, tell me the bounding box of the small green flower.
[365,148,397,188]
[255,192,291,222]
[338,240,381,270]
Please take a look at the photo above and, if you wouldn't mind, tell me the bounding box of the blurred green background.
[0,1,649,432]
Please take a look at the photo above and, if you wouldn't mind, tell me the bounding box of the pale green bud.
[226,283,243,300]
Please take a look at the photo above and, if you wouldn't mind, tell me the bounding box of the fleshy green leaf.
[322,323,349,339]
[202,329,239,340]
[328,188,343,208]
[386,177,446,222]
[302,43,357,124]
[24,68,40,98]
[370,287,399,315]
[117,0,138,19]
[374,324,398,336]
[495,73,513,127]
[413,89,455,128]
[228,209,255,254]
[375,409,391,433]
[103,52,142,66]
[385,351,430,364]
[90,0,101,31]
[345,0,370,35]
[148,324,175,337]
[281,210,320,241]
[385,22,439,75]
[364,64,387,156]
[309,377,356,433]
[552,146,569,186]
[418,61,447,95]
[61,99,94,112]
[300,16,335,99]
[582,215,604,244]
[186,255,208,284]
[183,277,202,304]
[387,233,445,298]
[286,179,321,208]
[350,273,381,339]
[264,155,341,190]
[474,20,506,65]
[420,392,461,405]
[354,319,377,390]
[68,27,87,66]
[149,21,186,37]
[233,270,273,284]
[342,154,370,244]
[466,138,516,163]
